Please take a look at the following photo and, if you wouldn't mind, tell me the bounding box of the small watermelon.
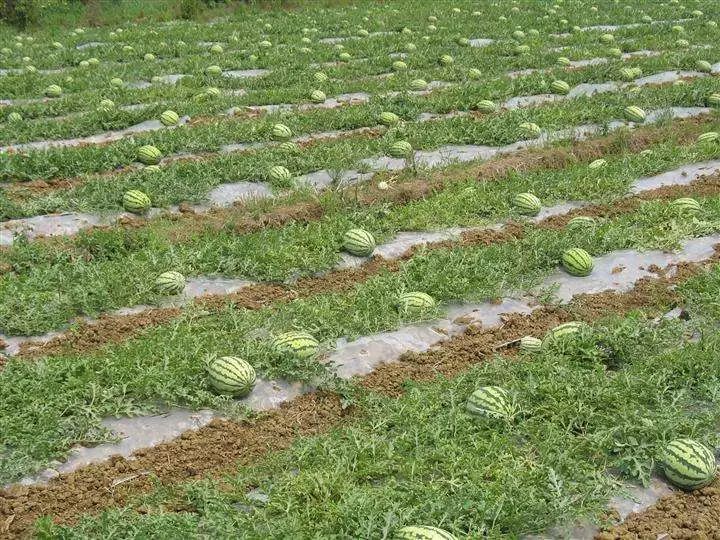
[44,84,62,98]
[210,43,223,54]
[562,248,594,277]
[137,145,162,165]
[343,229,375,257]
[378,111,400,126]
[206,65,222,76]
[268,165,292,184]
[205,87,221,98]
[624,106,646,123]
[409,79,428,91]
[395,526,457,540]
[122,190,151,214]
[519,336,542,353]
[7,112,22,123]
[557,56,571,67]
[670,197,701,215]
[697,132,719,144]
[397,291,435,316]
[272,331,320,360]
[589,158,607,170]
[155,271,185,295]
[467,68,482,80]
[309,89,326,103]
[159,110,180,127]
[259,40,272,49]
[543,321,585,346]
[619,67,636,82]
[519,122,541,138]
[110,77,124,87]
[439,54,454,66]
[278,141,300,153]
[599,33,614,44]
[477,99,497,113]
[567,216,596,229]
[339,52,351,61]
[662,439,717,491]
[707,93,720,107]
[696,60,712,73]
[514,44,530,55]
[466,387,512,419]
[513,192,541,216]
[392,60,408,71]
[98,98,115,112]
[207,356,256,397]
[550,80,570,95]
[271,123,292,141]
[314,71,328,83]
[388,140,413,158]
[144,53,155,61]
[608,47,623,59]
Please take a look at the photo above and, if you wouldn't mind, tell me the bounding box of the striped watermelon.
[456,37,470,47]
[137,145,162,165]
[557,56,571,66]
[314,71,328,83]
[392,61,408,71]
[519,122,541,138]
[676,39,690,48]
[550,80,570,95]
[619,67,636,82]
[397,292,435,316]
[343,229,376,257]
[144,165,162,173]
[466,386,512,419]
[272,331,320,360]
[467,68,482,80]
[588,158,607,169]
[378,111,400,126]
[708,93,720,107]
[512,30,525,41]
[144,53,155,61]
[122,190,151,214]
[388,140,413,159]
[439,54,454,66]
[205,87,221,98]
[696,60,712,73]
[662,439,717,491]
[599,33,614,44]
[155,271,185,295]
[514,45,530,55]
[207,356,256,397]
[278,141,300,153]
[7,112,22,122]
[697,132,719,143]
[44,84,62,98]
[357,29,369,37]
[477,100,497,113]
[519,336,542,353]
[562,248,594,277]
[405,43,417,52]
[543,321,585,346]
[395,526,457,540]
[513,192,542,216]
[624,106,646,123]
[339,52,351,61]
[98,99,115,112]
[671,197,701,215]
[567,216,596,229]
[259,40,272,49]
[409,79,428,91]
[271,123,292,141]
[309,89,326,103]
[608,48,623,59]
[159,110,179,127]
[206,65,222,76]
[268,165,292,184]
[210,44,223,54]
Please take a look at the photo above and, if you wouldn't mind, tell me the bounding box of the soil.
[596,481,720,539]
[1,256,715,537]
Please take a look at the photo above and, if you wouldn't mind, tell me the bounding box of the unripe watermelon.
[339,52,351,61]
[314,71,328,84]
[110,77,124,87]
[155,271,185,295]
[207,356,256,397]
[7,112,22,123]
[343,228,375,257]
[388,140,413,158]
[589,158,606,169]
[278,141,300,153]
[409,78,428,91]
[467,68,482,80]
[514,44,530,55]
[122,190,151,214]
[697,132,719,144]
[707,93,720,106]
[662,439,717,491]
[696,60,712,73]
[519,122,541,138]
[676,39,689,48]
[562,248,594,277]
[519,336,542,353]
[206,65,222,76]
[44,84,62,98]
[137,145,162,165]
[550,80,570,95]
[205,87,221,98]
[671,197,701,215]
[397,291,435,316]
[309,89,326,103]
[159,110,180,126]
[272,331,320,360]
[513,192,541,216]
[79,60,89,68]
[395,526,457,540]
[619,67,636,82]
[599,33,614,44]
[268,165,292,184]
[608,47,623,59]
[259,40,272,49]
[378,111,400,126]
[624,106,646,123]
[144,53,155,61]
[98,99,115,113]
[404,42,417,52]
[557,56,571,66]
[543,321,585,346]
[210,44,223,54]
[357,29,369,37]
[567,216,596,229]
[271,123,293,141]
[512,30,525,41]
[477,99,497,113]
[439,54,454,66]
[466,386,512,419]
[392,60,408,71]
[144,165,161,173]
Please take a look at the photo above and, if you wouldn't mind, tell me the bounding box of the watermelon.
[466,386,512,419]
[137,145,162,165]
[671,197,701,215]
[697,132,719,144]
[543,321,585,346]
[159,110,180,127]
[388,140,413,158]
[696,60,712,73]
[599,33,614,44]
[562,248,594,277]
[272,331,320,360]
[467,68,482,80]
[550,80,570,95]
[271,123,293,141]
[456,37,470,47]
[513,192,541,216]
[395,526,457,540]
[624,106,646,123]
[205,87,221,98]
[512,30,526,41]
[519,336,542,353]
[144,53,155,61]
[98,99,115,112]
[619,67,636,82]
[343,228,375,257]
[268,165,292,184]
[392,60,408,71]
[662,439,717,491]
[357,29,370,37]
[206,65,222,76]
[589,158,607,169]
[378,111,400,126]
[314,71,328,83]
[7,112,22,123]
[110,77,124,87]
[278,141,300,153]
[691,9,704,17]
[477,100,497,113]
[676,39,690,48]
[404,43,417,52]
[155,271,185,295]
[567,216,596,229]
[519,122,541,138]
[79,60,90,68]
[397,291,435,316]
[608,47,623,59]
[339,52,351,61]
[144,165,162,173]
[207,356,256,397]
[557,56,571,66]
[259,40,272,49]
[409,79,428,91]
[439,54,454,66]
[707,93,720,106]
[210,44,223,54]
[514,44,530,55]
[122,190,151,214]
[309,89,326,103]
[44,84,62,98]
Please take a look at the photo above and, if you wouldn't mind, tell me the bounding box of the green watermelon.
[519,336,542,353]
[670,197,701,215]
[98,98,115,112]
[155,271,185,295]
[314,71,328,84]
[567,216,596,229]
[110,77,124,87]
[137,145,162,165]
[343,229,376,257]
[207,356,256,397]
[268,165,292,184]
[395,526,457,540]
[477,100,497,113]
[44,84,62,98]
[588,158,607,169]
[697,132,719,144]
[122,190,151,214]
[409,79,428,91]
[309,89,326,103]
[466,386,512,419]
[259,40,272,49]
[543,321,585,346]
[397,291,435,316]
[599,33,614,44]
[550,80,570,95]
[392,60,408,71]
[159,110,180,126]
[467,68,482,80]
[624,106,646,123]
[513,192,542,216]
[339,52,351,61]
[439,54,454,66]
[7,112,22,123]
[210,44,223,54]
[696,60,712,73]
[519,122,541,138]
[272,331,320,360]
[662,439,717,491]
[206,65,222,76]
[608,47,623,59]
[378,111,400,126]
[278,141,300,153]
[205,87,221,98]
[271,123,293,141]
[144,53,155,61]
[562,248,594,277]
[557,56,571,66]
[707,93,720,107]
[388,140,413,158]
[514,44,530,55]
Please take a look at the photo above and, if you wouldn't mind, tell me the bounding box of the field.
[1,0,720,537]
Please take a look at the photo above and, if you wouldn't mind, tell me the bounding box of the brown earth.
[596,481,720,539]
[1,253,715,538]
